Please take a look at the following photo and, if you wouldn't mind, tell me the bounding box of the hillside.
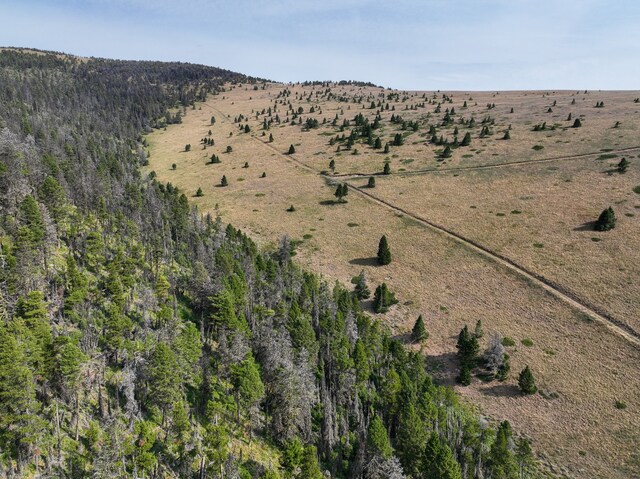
[146,81,640,479]
[0,49,549,479]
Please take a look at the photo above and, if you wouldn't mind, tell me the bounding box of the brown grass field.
[145,82,640,479]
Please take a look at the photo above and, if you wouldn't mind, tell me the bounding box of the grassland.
[146,82,640,479]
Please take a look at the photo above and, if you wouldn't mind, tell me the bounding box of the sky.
[1,0,639,90]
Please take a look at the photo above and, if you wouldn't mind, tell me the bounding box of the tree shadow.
[481,383,521,397]
[573,221,596,231]
[349,257,378,266]
[319,199,340,206]
[424,351,458,385]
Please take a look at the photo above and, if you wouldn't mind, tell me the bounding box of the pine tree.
[383,162,391,175]
[411,315,428,342]
[195,187,204,197]
[518,366,537,394]
[299,446,324,479]
[367,415,393,459]
[171,163,177,170]
[368,176,376,188]
[377,235,392,265]
[185,144,191,152]
[461,132,471,146]
[220,175,228,187]
[457,362,471,385]
[440,146,452,158]
[334,184,345,202]
[288,144,296,154]
[269,133,274,142]
[329,159,336,170]
[572,118,582,128]
[503,130,511,140]
[244,124,250,133]
[372,283,398,313]
[474,319,484,338]
[148,343,181,424]
[617,157,629,173]
[594,207,616,231]
[353,270,371,300]
[374,137,382,149]
[19,195,45,246]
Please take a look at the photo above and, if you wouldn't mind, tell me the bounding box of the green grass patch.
[521,338,534,347]
[255,193,265,197]
[615,400,627,410]
[347,222,359,227]
[533,242,544,248]
[532,145,544,151]
[591,237,601,242]
[303,234,313,240]
[496,212,505,217]
[511,210,522,214]
[502,337,516,347]
[633,185,640,194]
[596,153,618,161]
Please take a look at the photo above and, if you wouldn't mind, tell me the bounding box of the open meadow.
[146,81,640,479]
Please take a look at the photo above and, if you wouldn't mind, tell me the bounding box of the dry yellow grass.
[145,82,640,479]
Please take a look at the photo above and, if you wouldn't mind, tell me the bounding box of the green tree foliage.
[195,187,204,197]
[594,207,616,231]
[367,415,393,459]
[220,175,228,187]
[383,162,391,175]
[572,118,582,128]
[377,235,392,265]
[353,269,371,300]
[288,144,296,154]
[373,283,398,313]
[617,157,629,173]
[334,183,348,202]
[368,176,376,188]
[411,314,429,342]
[461,132,471,146]
[147,343,181,423]
[518,366,538,395]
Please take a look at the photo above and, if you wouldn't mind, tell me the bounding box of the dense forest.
[0,49,540,478]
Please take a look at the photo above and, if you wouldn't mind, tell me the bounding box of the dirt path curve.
[205,102,640,348]
[331,146,640,179]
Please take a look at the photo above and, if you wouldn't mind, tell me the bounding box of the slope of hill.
[0,49,546,479]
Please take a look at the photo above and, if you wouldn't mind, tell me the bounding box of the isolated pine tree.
[269,133,274,142]
[383,162,391,175]
[461,132,471,146]
[220,175,228,187]
[195,187,203,197]
[617,158,629,173]
[594,207,616,231]
[441,146,452,158]
[503,130,511,140]
[288,144,296,154]
[185,144,191,152]
[171,163,177,170]
[411,315,428,342]
[518,366,537,394]
[368,177,376,188]
[572,118,582,128]
[374,137,382,149]
[377,235,391,265]
[329,159,336,170]
[244,124,250,133]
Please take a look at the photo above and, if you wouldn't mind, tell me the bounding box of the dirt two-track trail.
[205,102,640,350]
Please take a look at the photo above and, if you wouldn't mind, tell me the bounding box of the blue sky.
[2,0,639,90]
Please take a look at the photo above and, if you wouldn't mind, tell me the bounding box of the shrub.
[220,175,228,187]
[572,118,582,128]
[171,163,177,170]
[368,177,376,188]
[617,158,629,173]
[286,205,296,212]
